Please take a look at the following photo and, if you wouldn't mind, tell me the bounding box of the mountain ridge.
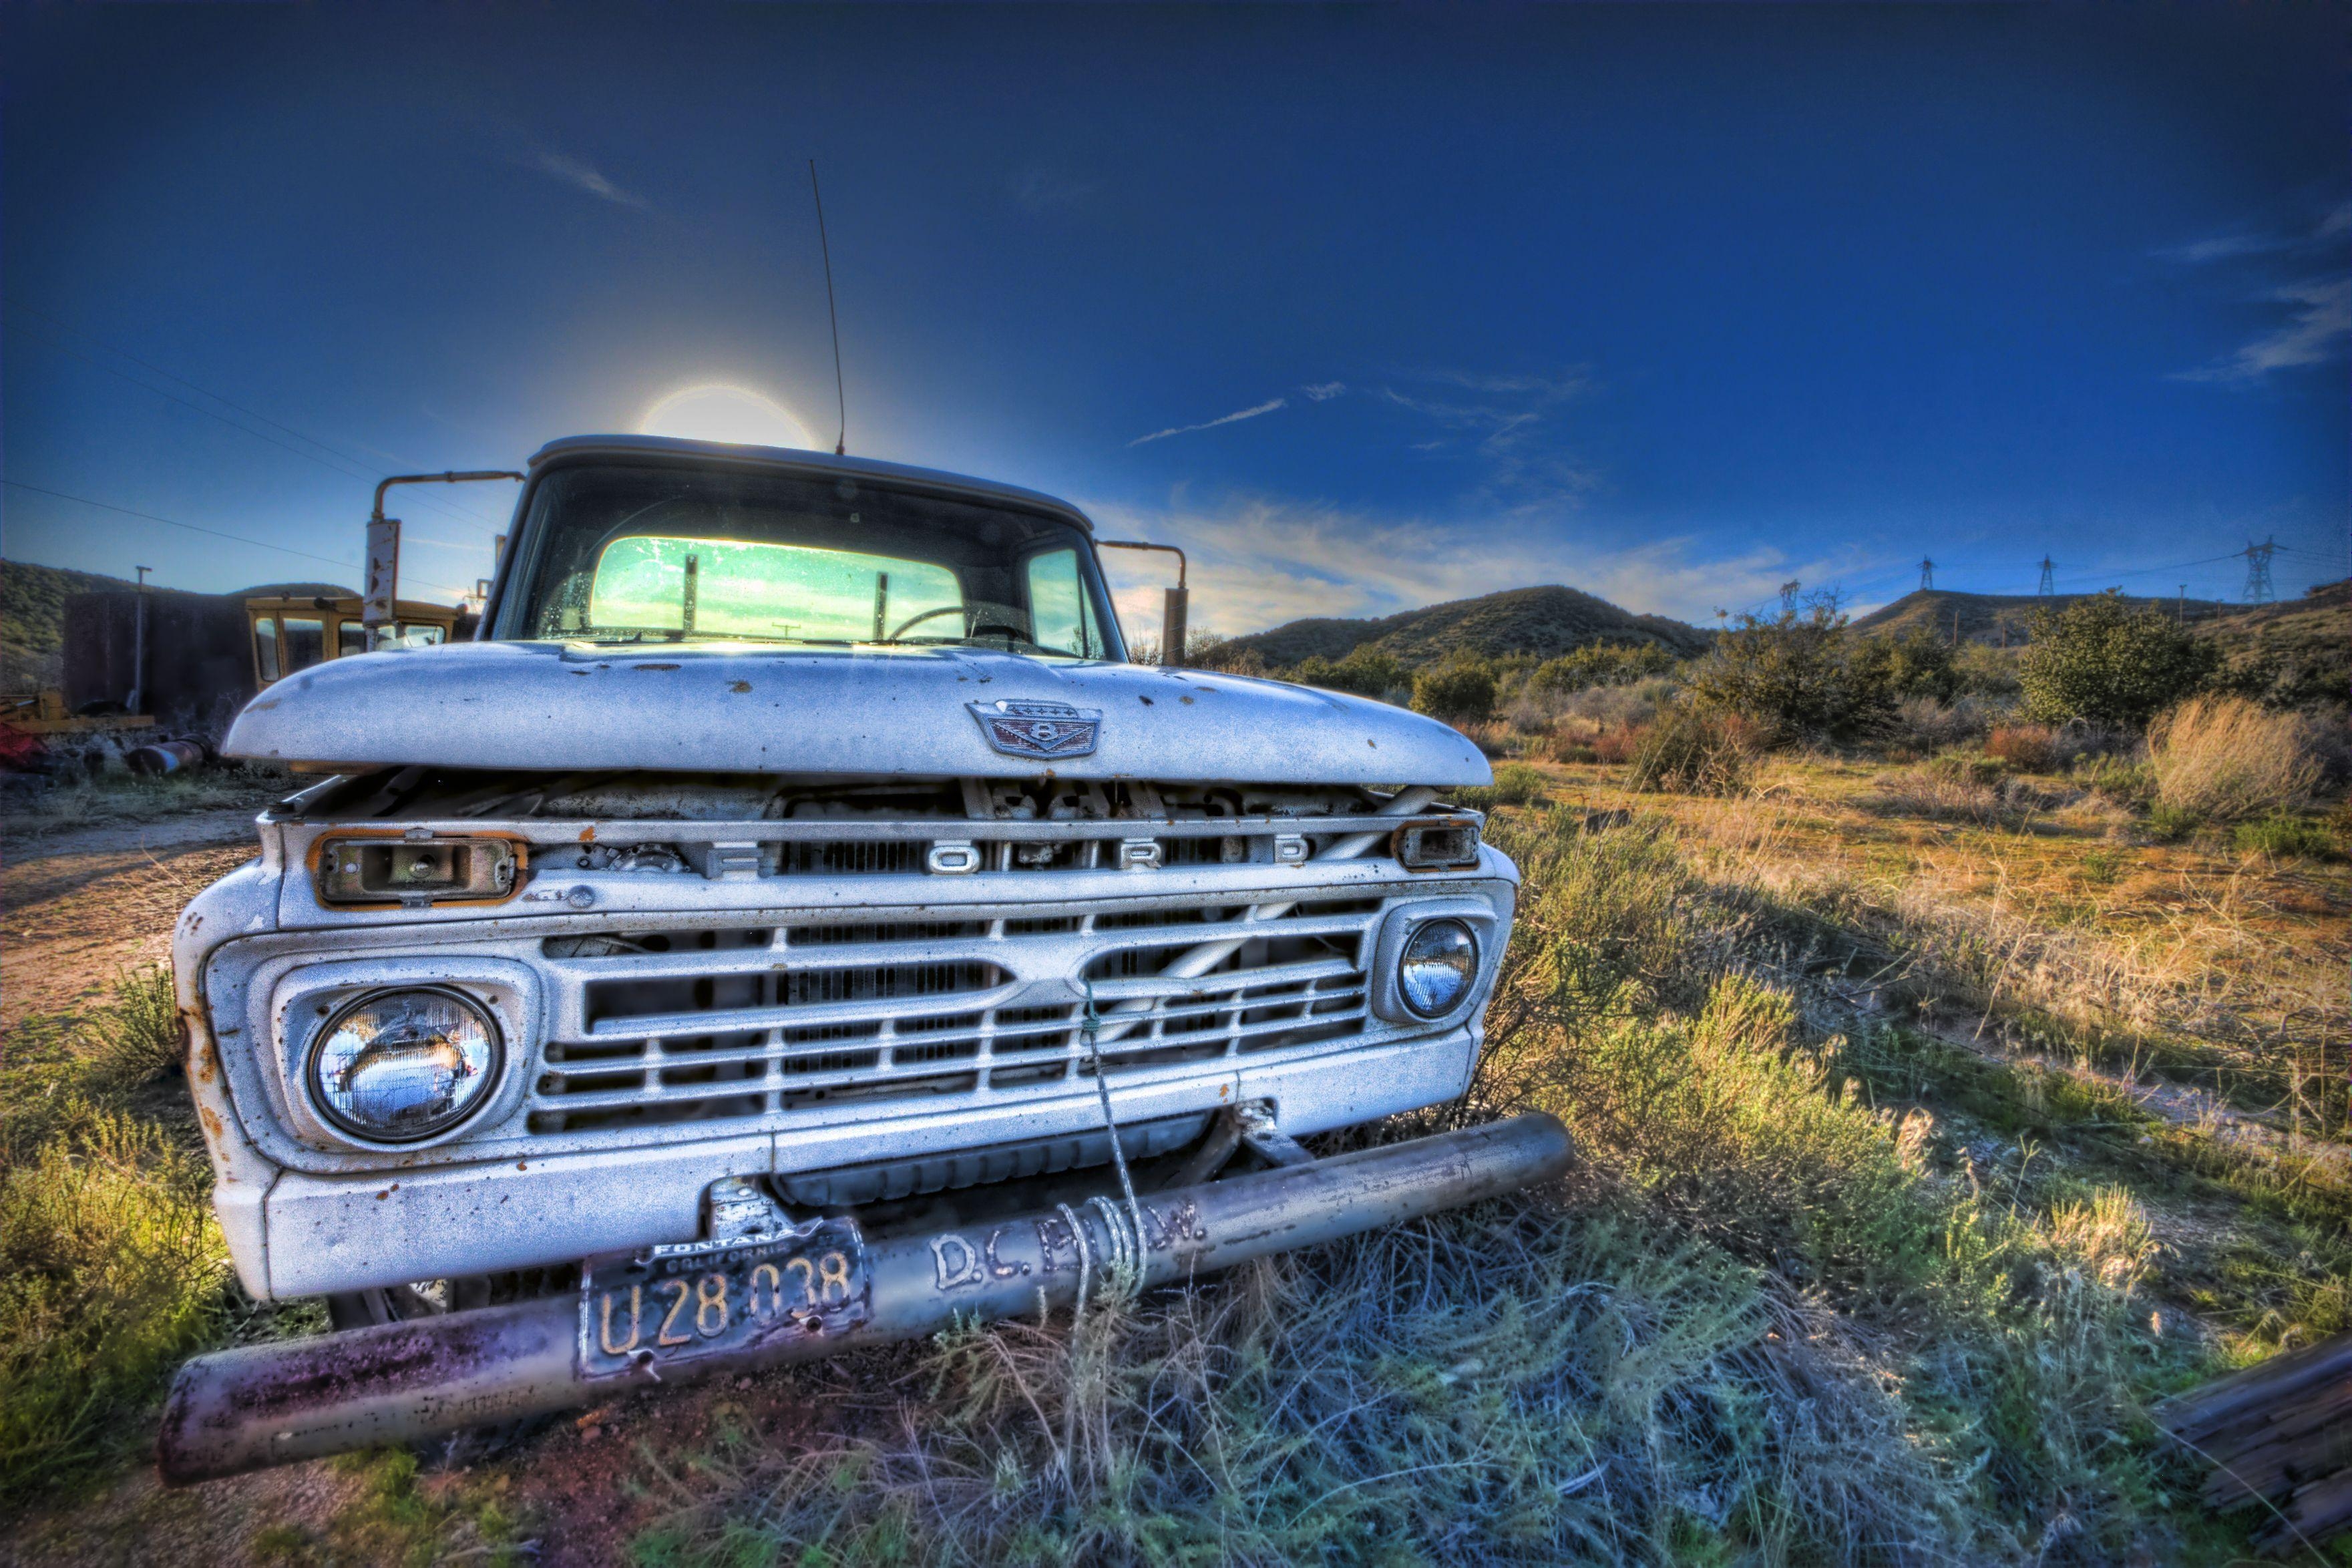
[1214,584,1714,668]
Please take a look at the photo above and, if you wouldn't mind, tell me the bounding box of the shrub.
[1625,706,1753,795]
[1684,592,1925,745]
[1588,721,1644,765]
[1408,656,1497,724]
[1454,762,1549,811]
[2144,802,2200,842]
[1291,647,1404,700]
[2148,694,2321,822]
[2232,815,2341,861]
[1985,723,2058,773]
[1849,624,1961,706]
[1884,696,1989,757]
[1530,642,1676,693]
[2017,590,2218,729]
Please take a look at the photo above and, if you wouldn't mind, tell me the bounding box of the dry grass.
[2149,695,2322,822]
[632,814,2204,1565]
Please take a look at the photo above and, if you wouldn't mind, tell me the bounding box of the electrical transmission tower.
[2240,537,2276,605]
[2036,556,2055,596]
[1919,558,1935,592]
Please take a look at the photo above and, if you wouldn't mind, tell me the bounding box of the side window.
[252,617,280,683]
[1024,549,1101,658]
[338,621,369,658]
[282,617,327,672]
[373,622,449,650]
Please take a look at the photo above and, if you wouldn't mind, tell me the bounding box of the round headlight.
[1398,919,1478,1019]
[307,988,503,1143]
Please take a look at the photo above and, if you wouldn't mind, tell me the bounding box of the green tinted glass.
[588,536,962,642]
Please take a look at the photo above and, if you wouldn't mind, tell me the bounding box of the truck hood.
[223,640,1493,786]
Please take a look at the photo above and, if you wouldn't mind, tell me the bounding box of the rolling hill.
[1,559,142,690]
[1850,587,2243,644]
[1215,584,1714,668]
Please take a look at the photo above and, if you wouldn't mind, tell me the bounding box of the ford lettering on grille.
[970,699,1101,760]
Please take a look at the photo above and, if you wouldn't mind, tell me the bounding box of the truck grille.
[526,896,1383,1136]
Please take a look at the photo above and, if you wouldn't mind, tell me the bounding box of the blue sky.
[5,5,2345,636]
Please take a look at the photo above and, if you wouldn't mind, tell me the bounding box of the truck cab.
[174,434,1513,1338]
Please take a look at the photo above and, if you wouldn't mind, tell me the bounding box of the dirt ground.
[3,807,264,1030]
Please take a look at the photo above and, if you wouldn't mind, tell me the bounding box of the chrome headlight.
[1397,919,1478,1019]
[306,988,504,1143]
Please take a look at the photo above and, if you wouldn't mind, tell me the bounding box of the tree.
[2017,590,2217,729]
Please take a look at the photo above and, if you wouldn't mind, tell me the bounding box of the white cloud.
[528,150,648,210]
[1127,397,1288,447]
[1300,381,1347,401]
[2175,276,2351,383]
[1083,490,1865,637]
[1010,166,1098,214]
[2154,232,2285,265]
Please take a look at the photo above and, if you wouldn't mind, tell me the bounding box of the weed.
[2145,802,2200,842]
[2075,753,2157,811]
[0,1105,228,1505]
[2232,814,2341,861]
[81,964,185,1089]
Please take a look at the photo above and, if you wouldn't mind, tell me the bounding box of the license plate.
[577,1219,870,1380]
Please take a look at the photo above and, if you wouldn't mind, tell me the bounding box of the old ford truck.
[158,435,1567,1480]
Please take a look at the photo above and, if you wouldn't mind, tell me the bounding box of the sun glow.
[640,385,818,449]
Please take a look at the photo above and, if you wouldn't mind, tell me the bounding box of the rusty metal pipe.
[157,1113,1569,1485]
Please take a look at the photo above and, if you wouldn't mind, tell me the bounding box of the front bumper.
[250,1021,1479,1296]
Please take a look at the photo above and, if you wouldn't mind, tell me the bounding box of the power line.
[3,479,469,597]
[6,307,504,532]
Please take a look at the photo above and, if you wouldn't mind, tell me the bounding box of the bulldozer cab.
[246,593,463,687]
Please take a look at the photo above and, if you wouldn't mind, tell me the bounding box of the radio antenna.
[809,159,847,455]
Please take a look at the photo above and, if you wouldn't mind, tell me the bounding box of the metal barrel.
[127,740,207,777]
[158,1113,1571,1485]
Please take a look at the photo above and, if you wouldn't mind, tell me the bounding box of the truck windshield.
[494,461,1123,659]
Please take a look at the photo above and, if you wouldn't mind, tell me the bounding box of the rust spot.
[198,1105,226,1141]
[729,680,752,693]
[516,1160,528,1171]
[1179,695,1194,705]
[633,662,680,671]
[578,827,596,843]
[212,1314,541,1423]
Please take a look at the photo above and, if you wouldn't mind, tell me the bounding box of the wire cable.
[7,307,504,530]
[3,479,470,597]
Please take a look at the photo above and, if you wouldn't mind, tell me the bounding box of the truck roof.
[526,435,1096,534]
